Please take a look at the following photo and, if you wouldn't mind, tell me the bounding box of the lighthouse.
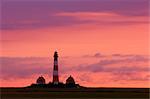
[53,51,59,84]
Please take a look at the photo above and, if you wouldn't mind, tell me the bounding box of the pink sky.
[0,0,149,88]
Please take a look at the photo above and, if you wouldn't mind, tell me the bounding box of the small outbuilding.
[66,75,75,84]
[66,75,76,88]
[36,76,46,84]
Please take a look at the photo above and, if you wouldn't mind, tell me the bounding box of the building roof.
[36,76,46,84]
[66,75,75,84]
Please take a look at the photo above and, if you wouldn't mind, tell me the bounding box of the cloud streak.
[1,0,148,30]
[0,53,149,87]
[0,57,51,79]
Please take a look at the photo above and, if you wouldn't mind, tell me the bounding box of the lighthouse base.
[28,82,81,88]
[53,82,59,85]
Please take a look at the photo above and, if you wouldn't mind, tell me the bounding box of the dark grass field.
[0,87,149,99]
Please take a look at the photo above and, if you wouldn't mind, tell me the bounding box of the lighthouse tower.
[53,51,59,84]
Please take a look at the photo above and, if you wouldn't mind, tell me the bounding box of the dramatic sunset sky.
[1,0,149,87]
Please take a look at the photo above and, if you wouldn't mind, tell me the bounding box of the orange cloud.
[55,12,149,24]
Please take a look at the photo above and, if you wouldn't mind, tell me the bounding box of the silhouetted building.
[53,51,59,84]
[36,76,46,84]
[66,75,77,88]
[66,75,75,84]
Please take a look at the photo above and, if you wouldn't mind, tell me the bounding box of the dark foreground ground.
[0,87,149,99]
